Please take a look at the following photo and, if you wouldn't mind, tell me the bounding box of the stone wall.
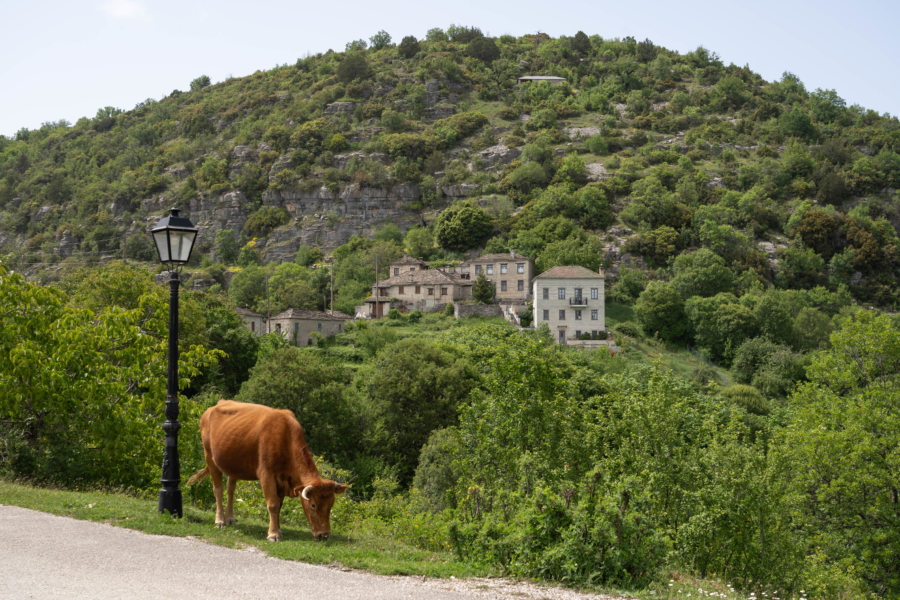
[454,303,503,319]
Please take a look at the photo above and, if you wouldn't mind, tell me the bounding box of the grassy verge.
[0,479,485,579]
[1,480,765,599]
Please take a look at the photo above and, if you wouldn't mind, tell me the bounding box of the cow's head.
[294,480,348,541]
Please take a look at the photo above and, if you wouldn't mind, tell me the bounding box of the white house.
[532,265,605,345]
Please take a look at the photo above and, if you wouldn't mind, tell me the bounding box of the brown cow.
[187,400,347,541]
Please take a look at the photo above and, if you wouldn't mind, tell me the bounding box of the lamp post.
[151,207,198,518]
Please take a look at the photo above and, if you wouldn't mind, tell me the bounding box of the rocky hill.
[1,27,899,306]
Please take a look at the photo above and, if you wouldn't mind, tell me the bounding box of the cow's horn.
[301,485,314,500]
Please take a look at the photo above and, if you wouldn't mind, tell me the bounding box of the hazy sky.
[2,0,898,137]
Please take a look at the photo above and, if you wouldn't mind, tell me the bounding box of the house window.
[543,287,549,300]
[591,287,599,300]
[399,286,404,294]
[542,309,549,320]
[517,263,525,273]
[409,267,415,272]
[575,309,582,320]
[559,309,566,320]
[441,287,448,296]
[415,285,421,294]
[428,287,434,295]
[475,265,482,274]
[486,264,494,275]
[517,280,524,291]
[394,267,400,275]
[575,330,581,338]
[461,265,468,273]
[591,309,598,320]
[500,263,508,274]
[574,288,583,300]
[500,280,507,291]
[558,288,566,300]
[250,322,255,332]
[317,322,322,331]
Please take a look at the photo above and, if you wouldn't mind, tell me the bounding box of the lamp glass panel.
[171,230,196,263]
[153,230,171,262]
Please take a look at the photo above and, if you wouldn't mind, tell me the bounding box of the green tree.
[398,35,420,59]
[575,184,613,230]
[267,261,320,313]
[228,265,267,310]
[501,161,548,201]
[403,226,434,259]
[214,229,239,264]
[434,201,494,252]
[467,37,499,62]
[776,242,826,288]
[369,30,392,50]
[425,27,447,42]
[188,292,259,397]
[294,243,323,267]
[552,154,588,188]
[685,293,759,363]
[364,339,478,484]
[236,347,356,462]
[0,263,219,487]
[337,52,371,83]
[670,248,734,299]
[634,281,688,342]
[779,312,900,597]
[572,30,591,53]
[189,75,211,91]
[535,231,605,273]
[472,272,495,304]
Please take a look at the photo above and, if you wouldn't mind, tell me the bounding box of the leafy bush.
[433,201,494,252]
[243,206,291,239]
[398,35,420,59]
[236,347,359,463]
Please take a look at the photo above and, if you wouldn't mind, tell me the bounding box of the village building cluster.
[236,252,607,347]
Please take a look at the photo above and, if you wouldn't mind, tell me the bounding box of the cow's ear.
[334,483,349,495]
[290,485,304,498]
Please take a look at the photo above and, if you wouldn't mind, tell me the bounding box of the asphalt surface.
[0,504,479,600]
[0,504,623,600]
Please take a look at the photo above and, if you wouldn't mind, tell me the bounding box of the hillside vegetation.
[1,27,899,306]
[1,26,899,599]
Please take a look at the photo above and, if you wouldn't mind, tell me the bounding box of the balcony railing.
[569,296,587,306]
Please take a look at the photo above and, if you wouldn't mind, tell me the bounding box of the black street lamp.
[151,207,198,518]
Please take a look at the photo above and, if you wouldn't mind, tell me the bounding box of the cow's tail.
[186,466,209,486]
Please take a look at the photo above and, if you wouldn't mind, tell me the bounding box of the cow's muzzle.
[314,532,329,541]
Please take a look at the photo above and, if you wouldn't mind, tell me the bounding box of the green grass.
[606,301,635,326]
[0,479,486,578]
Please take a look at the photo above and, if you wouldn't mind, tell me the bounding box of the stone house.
[365,267,473,317]
[235,307,267,336]
[443,251,534,304]
[388,255,429,276]
[532,265,606,345]
[268,308,353,346]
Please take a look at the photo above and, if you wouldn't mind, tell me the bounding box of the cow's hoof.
[224,518,237,525]
[215,521,226,529]
[267,533,281,542]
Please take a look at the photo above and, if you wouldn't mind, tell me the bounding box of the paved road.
[0,505,620,600]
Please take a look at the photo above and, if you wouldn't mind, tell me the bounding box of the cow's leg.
[224,476,238,525]
[259,474,284,541]
[209,464,227,528]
